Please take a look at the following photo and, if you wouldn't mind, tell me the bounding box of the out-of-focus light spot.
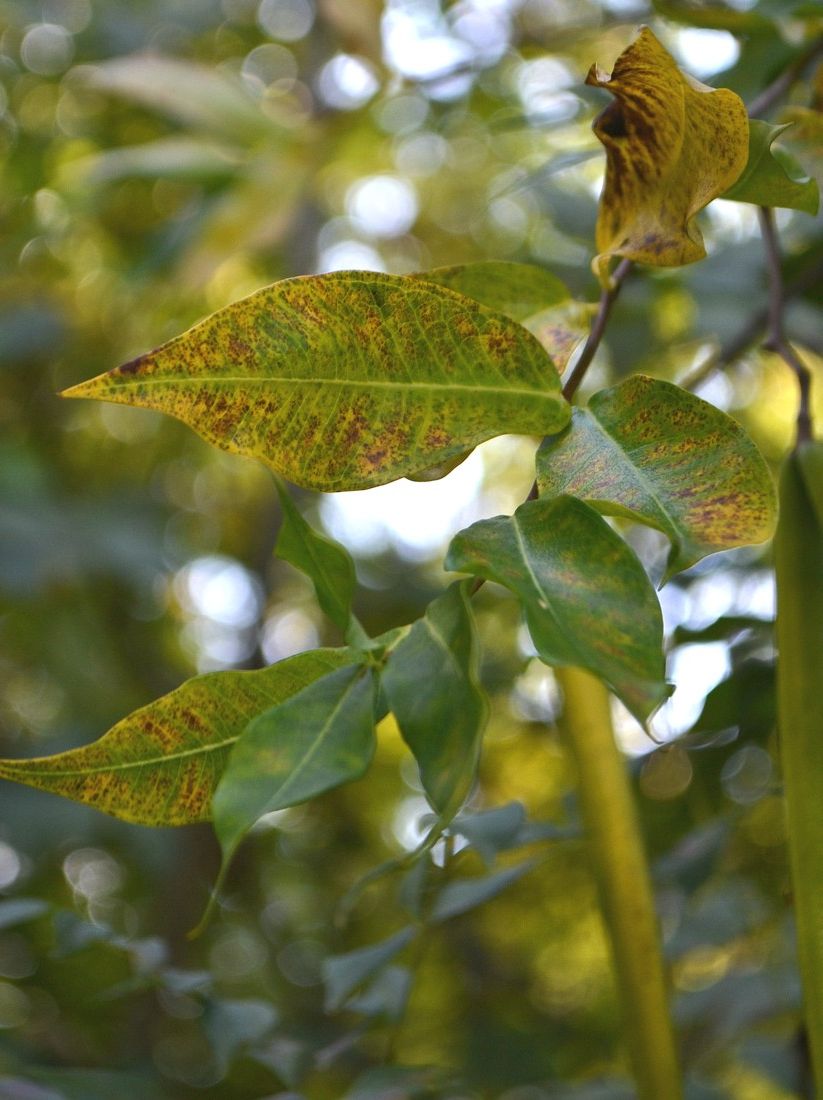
[260,608,319,664]
[721,744,773,804]
[317,54,379,110]
[705,199,759,244]
[640,744,693,800]
[452,9,509,65]
[209,927,268,981]
[277,938,324,986]
[320,448,485,561]
[42,0,92,33]
[516,57,576,115]
[0,844,21,891]
[674,28,740,79]
[383,9,472,81]
[62,848,123,900]
[655,641,732,740]
[346,174,418,238]
[241,43,297,92]
[257,0,314,42]
[375,94,429,135]
[511,662,561,724]
[392,795,433,851]
[394,131,449,176]
[317,239,385,272]
[178,555,262,628]
[0,983,30,1029]
[20,23,74,76]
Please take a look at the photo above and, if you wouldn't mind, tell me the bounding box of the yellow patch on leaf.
[587,27,748,284]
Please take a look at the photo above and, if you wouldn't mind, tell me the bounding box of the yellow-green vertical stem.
[556,666,682,1099]
[775,445,823,1087]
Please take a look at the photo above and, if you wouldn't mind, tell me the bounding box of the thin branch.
[758,205,813,445]
[562,258,634,401]
[747,35,823,118]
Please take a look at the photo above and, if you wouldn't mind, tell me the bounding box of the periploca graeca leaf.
[587,26,748,284]
[381,582,488,819]
[536,376,777,580]
[0,649,356,826]
[446,496,669,724]
[61,271,570,492]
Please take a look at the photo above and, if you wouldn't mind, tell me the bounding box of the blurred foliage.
[1,0,822,1096]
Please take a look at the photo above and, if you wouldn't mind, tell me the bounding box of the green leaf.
[274,476,357,633]
[722,120,819,215]
[323,926,416,1011]
[431,860,538,922]
[0,649,354,826]
[381,582,488,818]
[536,376,777,579]
[651,0,774,32]
[86,56,276,144]
[446,497,668,724]
[212,663,376,864]
[203,998,278,1076]
[417,261,569,323]
[61,272,570,492]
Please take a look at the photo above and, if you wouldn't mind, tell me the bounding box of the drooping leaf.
[416,261,569,323]
[0,649,354,826]
[722,120,819,214]
[61,272,570,492]
[212,663,375,864]
[381,582,488,818]
[430,860,538,922]
[446,497,668,723]
[345,965,412,1022]
[586,27,748,283]
[536,375,777,579]
[448,802,527,867]
[323,926,416,1011]
[274,476,357,633]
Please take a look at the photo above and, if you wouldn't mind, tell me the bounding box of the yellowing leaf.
[587,27,748,284]
[62,272,569,492]
[0,649,355,826]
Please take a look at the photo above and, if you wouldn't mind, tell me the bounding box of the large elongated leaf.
[61,272,569,492]
[722,120,819,214]
[212,664,376,862]
[274,476,357,633]
[381,582,487,818]
[446,497,668,723]
[536,376,777,579]
[0,649,354,826]
[587,27,748,283]
[416,261,569,323]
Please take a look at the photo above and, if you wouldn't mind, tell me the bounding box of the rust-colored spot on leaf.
[586,27,748,284]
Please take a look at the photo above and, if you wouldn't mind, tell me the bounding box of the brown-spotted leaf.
[0,649,356,826]
[61,272,569,492]
[536,376,777,580]
[587,27,748,284]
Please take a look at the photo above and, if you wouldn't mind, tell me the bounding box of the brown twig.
[562,258,634,401]
[758,206,814,445]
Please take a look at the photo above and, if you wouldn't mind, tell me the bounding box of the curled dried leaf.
[587,27,748,284]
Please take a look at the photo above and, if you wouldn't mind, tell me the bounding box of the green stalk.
[775,444,823,1086]
[556,666,682,1098]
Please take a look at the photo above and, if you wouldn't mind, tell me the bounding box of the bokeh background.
[1,0,823,1096]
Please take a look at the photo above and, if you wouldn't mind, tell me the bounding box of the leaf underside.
[536,375,777,579]
[446,496,668,724]
[62,271,569,492]
[381,582,488,818]
[0,649,354,826]
[587,26,748,282]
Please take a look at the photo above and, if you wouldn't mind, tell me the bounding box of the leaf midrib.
[99,376,563,401]
[0,735,237,779]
